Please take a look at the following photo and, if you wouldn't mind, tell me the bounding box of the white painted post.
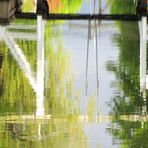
[139,16,147,92]
[36,15,45,116]
[139,16,148,115]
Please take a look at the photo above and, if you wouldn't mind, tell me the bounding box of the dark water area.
[0,0,148,148]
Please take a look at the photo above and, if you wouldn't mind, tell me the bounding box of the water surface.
[0,0,147,148]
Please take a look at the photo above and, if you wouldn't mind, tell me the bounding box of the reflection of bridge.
[1,114,148,124]
[0,15,148,116]
[0,0,147,24]
[0,16,45,117]
[15,13,141,21]
[0,23,117,41]
[139,17,148,92]
[0,0,148,118]
[0,113,147,142]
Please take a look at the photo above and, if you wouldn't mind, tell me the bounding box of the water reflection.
[0,17,46,117]
[139,16,147,115]
[85,18,99,122]
[1,0,148,147]
[22,0,83,14]
[106,1,148,147]
[0,27,37,92]
[36,15,45,116]
[139,17,147,93]
[0,18,87,146]
[0,19,118,148]
[45,0,137,15]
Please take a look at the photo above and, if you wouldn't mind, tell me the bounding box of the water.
[0,0,148,148]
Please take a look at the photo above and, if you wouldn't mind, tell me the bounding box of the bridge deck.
[15,13,142,21]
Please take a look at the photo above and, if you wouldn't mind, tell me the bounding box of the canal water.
[0,0,147,148]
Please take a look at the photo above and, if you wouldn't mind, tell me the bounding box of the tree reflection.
[107,1,148,147]
[0,9,99,148]
[107,120,148,148]
[0,117,87,148]
[0,21,88,147]
[47,0,83,13]
[22,0,83,13]
[108,0,136,14]
[107,21,141,115]
[107,0,143,115]
[43,22,81,115]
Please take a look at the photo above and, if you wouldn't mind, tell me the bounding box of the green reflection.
[108,0,136,14]
[47,0,83,13]
[107,21,141,115]
[108,0,141,116]
[0,22,86,147]
[107,120,148,148]
[0,116,87,148]
[0,40,36,114]
[0,18,98,147]
[1,0,105,145]
[22,0,83,13]
[44,22,81,115]
[0,21,82,114]
[107,1,148,148]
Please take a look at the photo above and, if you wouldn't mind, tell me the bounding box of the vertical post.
[139,16,147,92]
[84,19,91,122]
[36,15,45,117]
[94,20,99,123]
[139,16,147,115]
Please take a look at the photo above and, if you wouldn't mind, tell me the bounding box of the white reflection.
[36,15,45,117]
[94,19,99,123]
[139,16,147,92]
[38,124,42,140]
[85,1,99,123]
[0,15,46,117]
[0,27,37,92]
[139,16,147,115]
